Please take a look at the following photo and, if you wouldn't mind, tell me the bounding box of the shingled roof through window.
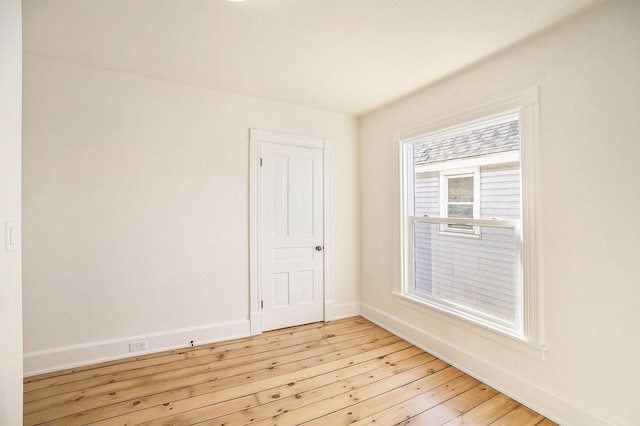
[414,119,520,166]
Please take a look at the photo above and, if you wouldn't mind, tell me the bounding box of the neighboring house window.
[440,169,479,235]
[396,88,543,351]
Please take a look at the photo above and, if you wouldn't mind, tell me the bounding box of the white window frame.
[439,168,480,237]
[393,87,546,359]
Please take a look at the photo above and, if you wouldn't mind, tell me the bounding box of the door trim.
[249,128,333,335]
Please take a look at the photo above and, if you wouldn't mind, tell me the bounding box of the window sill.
[392,291,547,360]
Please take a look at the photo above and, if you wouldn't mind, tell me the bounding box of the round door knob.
[315,246,323,251]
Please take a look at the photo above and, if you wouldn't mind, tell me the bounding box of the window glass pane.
[448,204,473,218]
[412,220,517,325]
[448,176,473,202]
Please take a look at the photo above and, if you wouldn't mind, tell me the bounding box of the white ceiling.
[22,0,607,116]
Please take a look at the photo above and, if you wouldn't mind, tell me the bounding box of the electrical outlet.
[129,340,147,352]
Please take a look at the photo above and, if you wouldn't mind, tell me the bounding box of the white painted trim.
[519,96,544,343]
[392,292,545,359]
[323,300,335,322]
[250,128,325,149]
[248,129,334,335]
[323,141,335,322]
[249,129,262,335]
[395,87,544,345]
[24,320,250,376]
[411,216,518,228]
[332,302,361,320]
[250,310,262,336]
[392,140,409,296]
[360,303,617,426]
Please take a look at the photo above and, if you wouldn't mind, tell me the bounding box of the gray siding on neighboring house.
[413,172,439,295]
[413,162,520,322]
[480,163,521,220]
[414,172,439,217]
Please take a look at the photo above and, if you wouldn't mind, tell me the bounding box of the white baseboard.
[332,301,361,320]
[324,300,335,322]
[360,303,615,426]
[24,319,250,376]
[247,300,358,337]
[250,310,262,336]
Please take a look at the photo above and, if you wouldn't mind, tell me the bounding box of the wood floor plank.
[490,404,544,426]
[348,374,481,425]
[103,394,260,426]
[396,382,500,425]
[24,317,557,426]
[536,418,560,426]
[441,393,520,426]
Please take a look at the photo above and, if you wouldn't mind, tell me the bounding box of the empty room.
[1,0,639,425]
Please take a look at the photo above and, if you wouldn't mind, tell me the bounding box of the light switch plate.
[5,221,19,252]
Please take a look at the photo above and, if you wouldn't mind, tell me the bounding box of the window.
[440,169,479,235]
[395,88,543,350]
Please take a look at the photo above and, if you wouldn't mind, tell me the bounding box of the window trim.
[393,87,544,353]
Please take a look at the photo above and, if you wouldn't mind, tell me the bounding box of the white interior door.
[260,142,324,331]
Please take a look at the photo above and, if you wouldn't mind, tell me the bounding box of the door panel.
[261,142,323,331]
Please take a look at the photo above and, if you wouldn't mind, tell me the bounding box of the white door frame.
[249,128,333,335]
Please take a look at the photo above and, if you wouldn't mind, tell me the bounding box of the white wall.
[22,56,360,373]
[0,0,23,423]
[360,0,639,425]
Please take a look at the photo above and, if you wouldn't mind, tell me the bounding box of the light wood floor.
[24,317,557,425]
